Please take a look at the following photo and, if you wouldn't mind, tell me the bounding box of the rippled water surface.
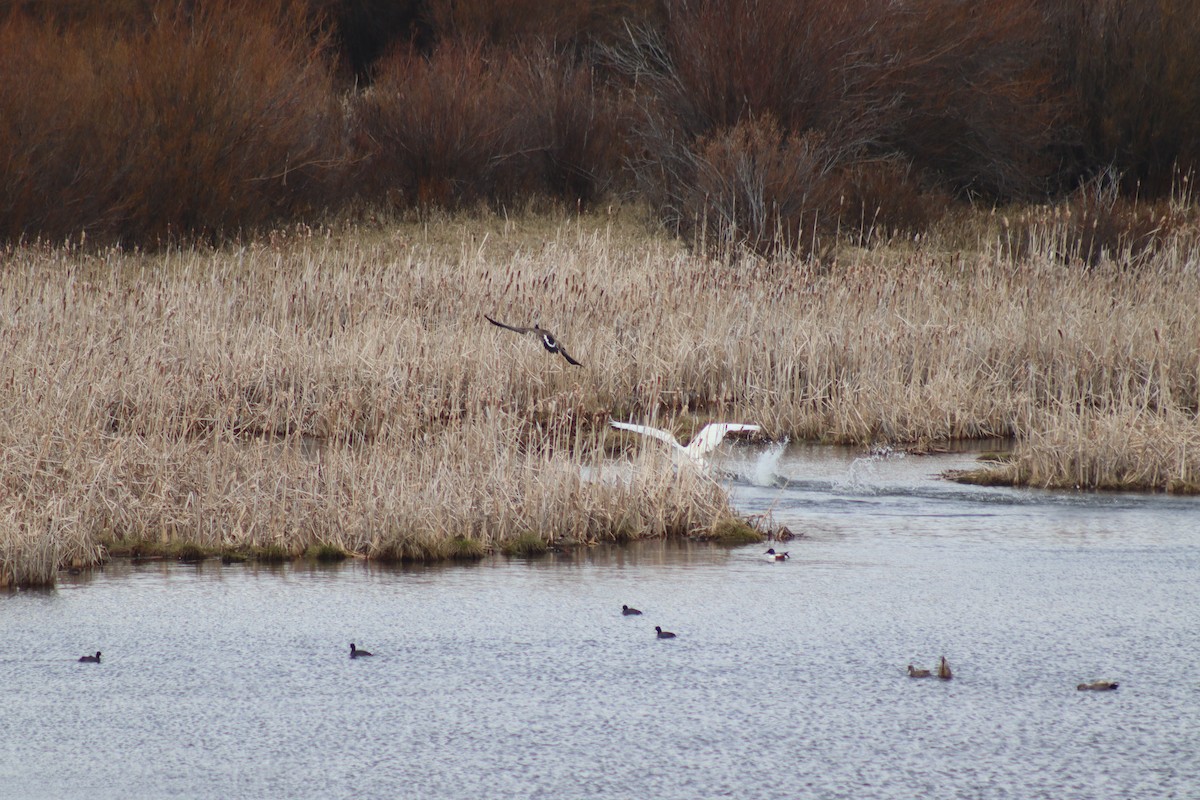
[3,445,1199,800]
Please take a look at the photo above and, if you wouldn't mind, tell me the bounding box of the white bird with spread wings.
[609,419,761,467]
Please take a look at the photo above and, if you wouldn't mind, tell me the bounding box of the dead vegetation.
[2,207,1199,586]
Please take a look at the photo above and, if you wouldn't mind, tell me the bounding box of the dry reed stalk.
[1,208,1198,583]
[955,404,1200,493]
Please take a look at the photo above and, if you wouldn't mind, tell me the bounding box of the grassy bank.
[2,207,1199,586]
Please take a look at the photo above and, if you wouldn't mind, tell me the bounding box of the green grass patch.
[304,543,348,562]
[446,535,486,560]
[254,544,293,563]
[709,517,763,545]
[500,531,549,557]
[170,542,209,563]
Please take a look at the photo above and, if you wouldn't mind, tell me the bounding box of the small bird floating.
[1077,680,1119,691]
[655,626,677,639]
[765,548,790,561]
[907,664,932,678]
[485,315,581,366]
[609,420,761,467]
[350,643,374,659]
[622,605,643,615]
[78,651,101,663]
[937,656,953,680]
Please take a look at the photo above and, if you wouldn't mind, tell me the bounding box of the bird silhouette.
[609,420,761,467]
[485,315,581,366]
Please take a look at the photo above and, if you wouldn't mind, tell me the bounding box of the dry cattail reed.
[1,208,1198,584]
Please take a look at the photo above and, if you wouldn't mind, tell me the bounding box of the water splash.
[838,454,882,494]
[751,438,790,487]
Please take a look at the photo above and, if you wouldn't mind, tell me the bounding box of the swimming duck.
[765,548,790,561]
[349,643,374,659]
[609,420,761,467]
[622,605,643,615]
[937,656,953,680]
[485,315,582,366]
[78,651,101,663]
[655,626,676,639]
[907,664,932,678]
[1077,680,1119,691]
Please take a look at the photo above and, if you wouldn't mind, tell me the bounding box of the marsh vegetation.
[2,1,1199,585]
[2,208,1199,587]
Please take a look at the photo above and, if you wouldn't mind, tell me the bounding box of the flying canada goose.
[937,656,953,680]
[1077,680,1119,691]
[484,315,581,366]
[622,605,643,615]
[655,626,677,639]
[609,420,761,467]
[350,643,374,659]
[907,664,932,678]
[765,548,790,561]
[78,651,101,663]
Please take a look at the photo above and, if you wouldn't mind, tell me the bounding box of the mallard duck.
[655,626,677,639]
[609,420,762,467]
[349,643,374,658]
[485,315,582,366]
[622,605,643,615]
[1077,680,1119,691]
[78,651,101,663]
[907,664,932,678]
[937,656,953,680]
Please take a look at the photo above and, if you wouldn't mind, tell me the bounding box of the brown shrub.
[355,41,523,209]
[833,157,945,246]
[610,0,1053,251]
[356,41,629,210]
[0,3,345,246]
[1029,173,1198,267]
[868,0,1062,199]
[683,115,839,257]
[507,48,632,207]
[423,0,659,52]
[310,0,430,80]
[611,0,881,144]
[1048,0,1200,195]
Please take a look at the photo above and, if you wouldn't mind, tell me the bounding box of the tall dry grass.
[2,206,1199,585]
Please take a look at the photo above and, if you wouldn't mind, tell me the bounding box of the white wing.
[684,424,762,459]
[609,420,686,454]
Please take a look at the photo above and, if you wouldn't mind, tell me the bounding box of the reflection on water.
[2,446,1199,800]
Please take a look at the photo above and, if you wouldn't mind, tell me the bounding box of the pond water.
[2,445,1199,800]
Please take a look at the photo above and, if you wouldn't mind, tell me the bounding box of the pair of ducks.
[906,657,1119,690]
[621,604,677,638]
[80,647,374,663]
[907,656,953,680]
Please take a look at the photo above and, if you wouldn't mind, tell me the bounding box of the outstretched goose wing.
[609,420,685,453]
[485,315,533,335]
[557,345,582,367]
[684,423,761,459]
